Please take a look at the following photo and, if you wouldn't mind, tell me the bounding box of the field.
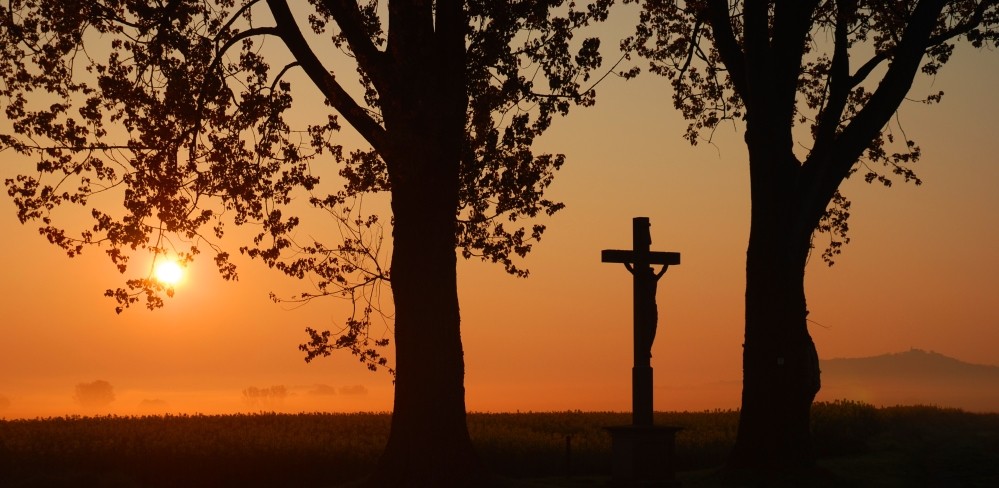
[1,401,997,487]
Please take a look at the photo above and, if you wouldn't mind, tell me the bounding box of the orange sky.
[2,11,998,419]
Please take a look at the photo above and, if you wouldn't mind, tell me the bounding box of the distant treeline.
[1,401,997,487]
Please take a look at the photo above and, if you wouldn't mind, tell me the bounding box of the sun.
[153,259,185,287]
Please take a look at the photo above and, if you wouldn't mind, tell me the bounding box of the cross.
[602,217,680,426]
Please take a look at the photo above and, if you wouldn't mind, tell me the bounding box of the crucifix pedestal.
[602,217,682,487]
[605,424,682,487]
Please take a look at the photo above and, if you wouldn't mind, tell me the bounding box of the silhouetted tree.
[74,380,116,408]
[1,1,610,485]
[242,385,289,409]
[626,0,998,473]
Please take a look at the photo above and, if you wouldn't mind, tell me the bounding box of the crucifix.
[602,217,680,426]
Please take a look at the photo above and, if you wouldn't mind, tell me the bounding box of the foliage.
[1,404,997,487]
[623,0,999,264]
[0,0,612,371]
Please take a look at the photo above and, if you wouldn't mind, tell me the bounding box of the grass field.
[1,401,997,487]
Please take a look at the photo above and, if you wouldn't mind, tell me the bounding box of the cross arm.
[601,250,681,266]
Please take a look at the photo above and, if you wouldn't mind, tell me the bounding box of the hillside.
[817,348,999,412]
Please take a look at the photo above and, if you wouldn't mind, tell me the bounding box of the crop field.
[1,401,997,487]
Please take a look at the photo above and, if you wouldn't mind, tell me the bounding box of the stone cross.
[602,217,680,426]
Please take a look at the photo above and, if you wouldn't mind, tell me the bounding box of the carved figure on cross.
[601,217,680,367]
[627,262,668,360]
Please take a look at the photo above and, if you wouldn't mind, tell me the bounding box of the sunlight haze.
[2,7,998,420]
[153,259,185,288]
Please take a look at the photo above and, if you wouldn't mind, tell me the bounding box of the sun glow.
[153,259,185,287]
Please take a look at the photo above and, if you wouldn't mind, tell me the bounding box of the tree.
[74,380,116,408]
[242,385,289,409]
[626,0,998,473]
[1,1,611,485]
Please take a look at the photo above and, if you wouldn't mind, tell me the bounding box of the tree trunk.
[728,132,822,472]
[367,34,482,484]
[366,146,483,485]
[729,229,821,471]
[368,175,483,486]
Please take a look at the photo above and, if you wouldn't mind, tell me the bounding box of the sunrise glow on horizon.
[2,8,998,422]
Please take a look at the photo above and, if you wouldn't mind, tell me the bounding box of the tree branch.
[836,0,948,164]
[212,26,280,72]
[216,0,264,42]
[320,0,389,89]
[849,49,890,89]
[265,0,387,152]
[809,0,855,158]
[742,0,771,64]
[770,0,821,117]
[811,0,948,226]
[851,0,996,89]
[704,0,748,98]
[926,0,997,46]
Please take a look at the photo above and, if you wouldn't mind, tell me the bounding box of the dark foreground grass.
[1,401,996,487]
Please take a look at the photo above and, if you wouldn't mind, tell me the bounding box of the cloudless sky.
[2,7,998,418]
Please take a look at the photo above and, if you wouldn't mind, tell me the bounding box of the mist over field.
[659,349,999,413]
[2,349,995,419]
[0,382,383,420]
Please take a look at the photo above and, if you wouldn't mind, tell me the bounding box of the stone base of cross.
[605,425,683,487]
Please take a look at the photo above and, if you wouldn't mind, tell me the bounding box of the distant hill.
[817,349,999,412]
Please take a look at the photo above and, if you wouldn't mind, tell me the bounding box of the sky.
[1,7,998,419]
